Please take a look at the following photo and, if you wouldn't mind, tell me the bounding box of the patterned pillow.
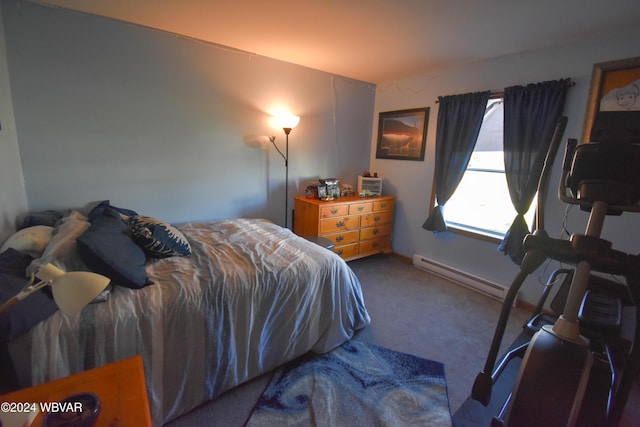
[126,216,191,258]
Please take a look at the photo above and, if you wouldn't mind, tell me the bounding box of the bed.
[0,203,371,426]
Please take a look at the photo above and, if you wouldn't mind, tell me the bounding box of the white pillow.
[28,210,112,304]
[27,210,91,278]
[0,225,54,256]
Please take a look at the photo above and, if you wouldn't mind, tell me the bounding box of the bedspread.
[7,219,371,425]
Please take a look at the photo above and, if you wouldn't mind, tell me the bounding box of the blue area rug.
[245,340,451,426]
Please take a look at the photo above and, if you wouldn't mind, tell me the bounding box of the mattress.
[7,218,371,425]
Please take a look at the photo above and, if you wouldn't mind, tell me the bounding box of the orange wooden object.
[0,355,151,427]
[294,195,395,261]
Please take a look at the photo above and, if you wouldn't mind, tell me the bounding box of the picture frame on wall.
[583,56,640,144]
[375,107,429,161]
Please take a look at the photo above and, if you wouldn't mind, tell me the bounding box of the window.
[443,98,536,240]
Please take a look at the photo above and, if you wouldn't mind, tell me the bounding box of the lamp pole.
[269,114,299,229]
[268,129,291,228]
[283,127,291,229]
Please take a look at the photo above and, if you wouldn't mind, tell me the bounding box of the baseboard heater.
[412,254,508,301]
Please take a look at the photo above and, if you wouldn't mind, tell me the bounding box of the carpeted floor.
[246,340,451,427]
[164,253,532,426]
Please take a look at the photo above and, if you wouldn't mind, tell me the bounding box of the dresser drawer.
[359,236,391,255]
[374,199,394,212]
[360,224,392,241]
[320,205,348,218]
[361,210,393,228]
[334,243,359,259]
[293,195,394,262]
[319,216,360,234]
[324,230,359,246]
[348,202,372,215]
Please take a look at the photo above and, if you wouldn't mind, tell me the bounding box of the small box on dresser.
[294,195,395,261]
[357,176,383,196]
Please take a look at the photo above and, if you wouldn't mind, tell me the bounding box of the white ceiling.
[35,0,640,83]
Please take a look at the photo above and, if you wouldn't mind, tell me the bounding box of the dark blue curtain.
[423,91,490,232]
[498,79,569,263]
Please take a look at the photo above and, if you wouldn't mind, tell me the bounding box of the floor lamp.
[269,115,300,229]
[0,263,110,315]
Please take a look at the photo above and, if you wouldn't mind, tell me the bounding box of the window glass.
[443,98,536,239]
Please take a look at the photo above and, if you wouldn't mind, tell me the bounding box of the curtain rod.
[435,79,575,103]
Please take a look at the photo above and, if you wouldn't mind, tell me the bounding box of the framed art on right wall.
[583,56,640,144]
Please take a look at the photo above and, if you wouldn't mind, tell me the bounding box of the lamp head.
[36,264,111,315]
[274,115,300,135]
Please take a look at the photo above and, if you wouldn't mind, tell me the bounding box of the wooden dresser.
[294,195,394,261]
[0,355,151,427]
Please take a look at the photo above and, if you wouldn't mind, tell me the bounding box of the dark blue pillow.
[87,200,138,223]
[18,210,63,230]
[0,249,58,343]
[126,215,191,258]
[77,207,151,289]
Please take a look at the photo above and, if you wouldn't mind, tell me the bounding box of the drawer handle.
[373,228,380,235]
[336,249,344,256]
[374,216,381,222]
[372,241,379,248]
[336,235,345,242]
[331,208,339,214]
[380,203,387,208]
[336,220,345,228]
[357,206,364,211]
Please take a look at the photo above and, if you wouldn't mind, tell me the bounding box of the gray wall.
[0,3,27,242]
[1,0,374,227]
[372,25,640,304]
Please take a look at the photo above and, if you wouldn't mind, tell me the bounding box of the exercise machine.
[471,139,640,427]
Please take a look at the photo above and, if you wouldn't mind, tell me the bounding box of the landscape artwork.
[376,107,429,161]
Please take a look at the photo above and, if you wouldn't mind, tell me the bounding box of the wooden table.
[0,355,151,427]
